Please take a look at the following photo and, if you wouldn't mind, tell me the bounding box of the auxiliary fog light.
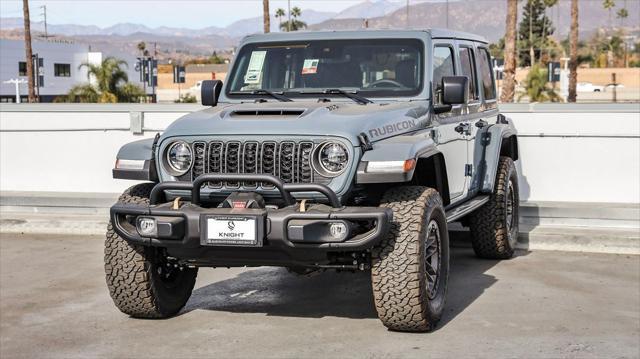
[329,221,349,241]
[136,217,157,237]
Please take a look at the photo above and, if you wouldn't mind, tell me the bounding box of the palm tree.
[501,0,518,103]
[616,7,628,27]
[22,0,36,102]
[603,0,616,28]
[276,8,285,29]
[568,0,578,102]
[275,8,285,29]
[280,7,307,32]
[118,82,146,103]
[518,64,561,102]
[262,0,270,33]
[60,84,99,103]
[61,57,144,103]
[81,57,129,96]
[291,6,302,18]
[137,42,146,58]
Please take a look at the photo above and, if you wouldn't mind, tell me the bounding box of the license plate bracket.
[200,214,264,247]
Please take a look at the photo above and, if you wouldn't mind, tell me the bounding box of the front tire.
[104,183,198,318]
[371,186,449,332]
[469,156,520,259]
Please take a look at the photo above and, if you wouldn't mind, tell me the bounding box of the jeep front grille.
[183,140,326,188]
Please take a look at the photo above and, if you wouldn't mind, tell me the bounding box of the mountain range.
[1,0,638,59]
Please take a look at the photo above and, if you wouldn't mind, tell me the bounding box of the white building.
[0,39,147,102]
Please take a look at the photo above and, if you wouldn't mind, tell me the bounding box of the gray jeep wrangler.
[107,29,519,332]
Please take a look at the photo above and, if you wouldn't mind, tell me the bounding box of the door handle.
[454,123,470,135]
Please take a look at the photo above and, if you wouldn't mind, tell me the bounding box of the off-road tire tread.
[104,183,197,318]
[371,186,445,332]
[469,156,517,259]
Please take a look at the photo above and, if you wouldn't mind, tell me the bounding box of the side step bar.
[445,195,490,223]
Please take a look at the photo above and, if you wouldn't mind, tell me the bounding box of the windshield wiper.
[230,89,292,102]
[297,88,373,105]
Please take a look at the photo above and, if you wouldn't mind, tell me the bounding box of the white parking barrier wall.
[1,103,639,204]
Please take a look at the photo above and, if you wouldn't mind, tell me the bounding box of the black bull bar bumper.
[110,174,392,253]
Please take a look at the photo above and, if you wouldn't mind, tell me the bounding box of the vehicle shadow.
[181,233,528,328]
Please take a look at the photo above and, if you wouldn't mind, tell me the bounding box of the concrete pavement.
[1,233,639,358]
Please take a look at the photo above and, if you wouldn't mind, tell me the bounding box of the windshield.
[226,39,424,99]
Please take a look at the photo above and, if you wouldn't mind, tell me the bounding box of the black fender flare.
[112,135,159,181]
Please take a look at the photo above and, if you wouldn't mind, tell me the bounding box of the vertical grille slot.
[242,141,259,188]
[261,142,277,188]
[207,142,224,188]
[191,142,207,181]
[224,142,241,188]
[297,142,314,183]
[279,142,296,184]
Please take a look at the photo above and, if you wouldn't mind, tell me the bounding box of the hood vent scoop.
[229,109,305,117]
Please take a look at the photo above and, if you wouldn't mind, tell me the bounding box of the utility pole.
[287,0,291,32]
[446,0,449,28]
[406,0,410,28]
[529,0,535,67]
[22,0,36,103]
[153,42,157,103]
[40,5,48,38]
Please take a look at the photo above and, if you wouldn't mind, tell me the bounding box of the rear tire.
[104,183,198,318]
[469,156,520,259]
[371,186,449,332]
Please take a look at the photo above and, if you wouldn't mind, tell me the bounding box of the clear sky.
[0,0,375,28]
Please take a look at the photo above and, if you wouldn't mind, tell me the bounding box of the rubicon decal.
[368,119,417,139]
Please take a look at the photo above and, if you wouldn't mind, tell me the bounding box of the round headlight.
[166,141,192,176]
[317,142,349,175]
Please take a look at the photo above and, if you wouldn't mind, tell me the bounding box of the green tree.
[616,7,629,27]
[175,93,197,103]
[518,64,561,102]
[81,57,128,97]
[61,57,144,103]
[291,6,301,18]
[602,0,616,28]
[137,42,146,57]
[275,8,285,29]
[518,0,555,66]
[58,84,99,103]
[118,82,146,103]
[209,51,226,64]
[280,6,306,31]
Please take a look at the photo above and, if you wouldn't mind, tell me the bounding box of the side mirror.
[433,76,468,114]
[201,80,223,107]
[442,76,468,105]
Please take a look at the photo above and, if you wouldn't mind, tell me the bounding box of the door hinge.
[465,164,473,177]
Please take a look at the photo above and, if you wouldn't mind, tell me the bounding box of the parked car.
[107,29,520,332]
[189,80,202,92]
[577,82,604,92]
[604,83,625,91]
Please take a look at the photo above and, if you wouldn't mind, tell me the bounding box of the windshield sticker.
[244,51,267,84]
[301,59,319,75]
